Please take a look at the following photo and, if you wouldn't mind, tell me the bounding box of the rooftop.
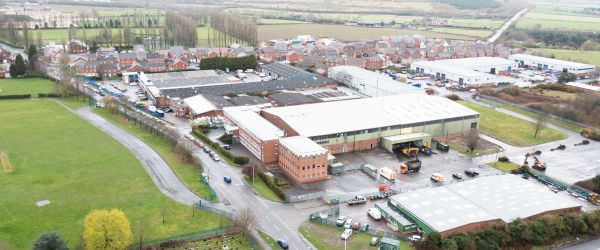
[279,136,327,157]
[269,92,318,106]
[224,108,284,141]
[262,94,479,137]
[412,60,497,78]
[510,54,595,69]
[328,66,424,97]
[262,62,310,79]
[184,95,217,115]
[144,71,231,89]
[391,175,582,232]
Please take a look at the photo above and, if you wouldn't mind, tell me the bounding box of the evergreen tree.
[32,232,69,250]
[90,41,98,53]
[14,54,26,76]
[28,44,38,70]
[9,64,17,78]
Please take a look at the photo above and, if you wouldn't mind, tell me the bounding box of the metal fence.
[479,95,587,130]
[286,191,326,202]
[200,173,218,201]
[528,168,593,197]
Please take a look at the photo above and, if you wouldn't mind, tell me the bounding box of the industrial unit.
[328,66,425,97]
[262,94,479,154]
[509,54,596,76]
[388,175,582,238]
[278,136,329,184]
[411,57,518,86]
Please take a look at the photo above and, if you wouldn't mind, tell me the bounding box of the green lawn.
[244,176,283,202]
[0,99,226,249]
[0,78,56,96]
[478,97,586,132]
[530,48,600,67]
[430,27,492,38]
[459,101,568,147]
[516,12,600,32]
[93,108,215,201]
[299,221,413,250]
[258,230,277,248]
[166,233,253,250]
[258,24,478,41]
[448,18,503,29]
[258,18,309,24]
[488,161,521,172]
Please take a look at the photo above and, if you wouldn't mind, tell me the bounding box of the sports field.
[258,24,478,41]
[0,78,56,96]
[0,100,226,249]
[459,101,567,147]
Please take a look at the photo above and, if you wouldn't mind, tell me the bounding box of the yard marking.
[1,151,12,173]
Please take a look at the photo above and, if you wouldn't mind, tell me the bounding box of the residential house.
[140,61,167,72]
[118,52,137,66]
[169,57,188,70]
[169,46,185,59]
[146,52,166,64]
[285,51,302,63]
[365,54,387,69]
[99,65,119,78]
[67,39,87,54]
[74,60,98,77]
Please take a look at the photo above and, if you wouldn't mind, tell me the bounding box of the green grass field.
[430,27,493,38]
[258,230,277,248]
[228,7,423,24]
[459,101,567,147]
[258,24,478,41]
[244,176,283,202]
[488,161,521,172]
[93,108,214,201]
[531,48,600,67]
[258,18,309,24]
[0,78,56,96]
[516,10,600,32]
[166,233,252,250]
[448,18,503,29]
[300,221,412,250]
[0,99,226,249]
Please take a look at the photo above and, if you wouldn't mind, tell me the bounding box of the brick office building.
[278,136,328,184]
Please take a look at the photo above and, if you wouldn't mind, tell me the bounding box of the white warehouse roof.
[328,66,425,97]
[412,57,517,78]
[413,60,492,78]
[390,175,581,233]
[184,95,216,115]
[225,109,284,141]
[509,54,595,69]
[279,136,327,157]
[262,94,479,137]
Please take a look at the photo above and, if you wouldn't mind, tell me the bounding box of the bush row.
[0,94,31,99]
[258,172,287,200]
[38,93,62,98]
[192,127,249,165]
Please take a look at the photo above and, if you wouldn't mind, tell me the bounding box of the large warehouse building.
[262,94,479,154]
[328,66,425,97]
[509,54,596,76]
[411,57,518,86]
[388,175,582,238]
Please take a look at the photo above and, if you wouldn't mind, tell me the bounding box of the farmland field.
[0,78,56,96]
[431,27,493,38]
[48,4,161,15]
[258,24,478,41]
[228,7,422,23]
[0,99,226,249]
[516,5,600,32]
[448,18,503,29]
[258,18,309,24]
[459,101,567,147]
[531,48,600,67]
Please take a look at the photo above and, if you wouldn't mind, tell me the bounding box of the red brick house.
[146,52,166,64]
[74,61,99,77]
[68,40,88,54]
[118,52,137,66]
[365,54,387,70]
[285,51,302,63]
[99,65,119,78]
[169,58,188,71]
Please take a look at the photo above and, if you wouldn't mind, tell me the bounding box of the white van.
[367,208,382,220]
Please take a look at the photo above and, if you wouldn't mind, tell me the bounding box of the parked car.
[370,237,379,246]
[203,147,211,153]
[343,219,353,229]
[351,222,361,230]
[212,155,220,161]
[367,208,382,220]
[341,229,353,240]
[335,216,347,227]
[223,176,232,183]
[430,173,445,183]
[223,145,231,150]
[465,168,480,177]
[359,223,369,232]
[410,235,422,241]
[452,173,463,179]
[162,107,172,113]
[276,239,289,249]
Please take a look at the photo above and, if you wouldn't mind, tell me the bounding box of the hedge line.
[192,127,249,165]
[258,172,287,200]
[0,94,32,99]
[38,93,62,98]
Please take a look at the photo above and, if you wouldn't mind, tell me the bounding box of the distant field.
[431,27,493,38]
[228,7,423,23]
[258,18,309,24]
[448,18,503,29]
[531,48,600,67]
[258,24,477,41]
[0,78,56,96]
[517,4,600,31]
[48,4,160,15]
[0,99,226,249]
[516,18,600,32]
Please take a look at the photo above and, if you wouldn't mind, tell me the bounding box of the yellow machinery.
[589,193,600,205]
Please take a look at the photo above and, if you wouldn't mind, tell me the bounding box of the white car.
[335,216,347,226]
[341,229,353,240]
[212,155,220,161]
[409,235,422,241]
[343,219,353,229]
[367,208,382,220]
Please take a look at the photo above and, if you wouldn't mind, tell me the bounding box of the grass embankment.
[488,161,521,172]
[258,230,278,248]
[0,100,226,249]
[478,98,585,132]
[93,108,215,201]
[299,221,413,250]
[0,78,56,96]
[459,101,568,146]
[244,176,283,202]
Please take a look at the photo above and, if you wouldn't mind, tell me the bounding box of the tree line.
[416,210,600,250]
[199,55,258,71]
[163,11,198,48]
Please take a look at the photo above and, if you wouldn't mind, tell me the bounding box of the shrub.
[233,156,249,165]
[38,93,62,98]
[501,85,520,96]
[498,156,510,162]
[0,94,31,99]
[446,94,461,101]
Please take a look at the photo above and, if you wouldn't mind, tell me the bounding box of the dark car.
[465,168,480,177]
[277,239,289,249]
[223,145,231,150]
[223,176,232,183]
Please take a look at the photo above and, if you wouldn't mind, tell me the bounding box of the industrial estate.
[1,1,600,250]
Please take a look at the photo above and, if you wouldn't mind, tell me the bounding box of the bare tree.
[464,128,479,153]
[234,207,256,236]
[533,114,546,138]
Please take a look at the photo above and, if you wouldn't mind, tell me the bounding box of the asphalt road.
[74,107,207,206]
[488,8,527,43]
[561,237,600,250]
